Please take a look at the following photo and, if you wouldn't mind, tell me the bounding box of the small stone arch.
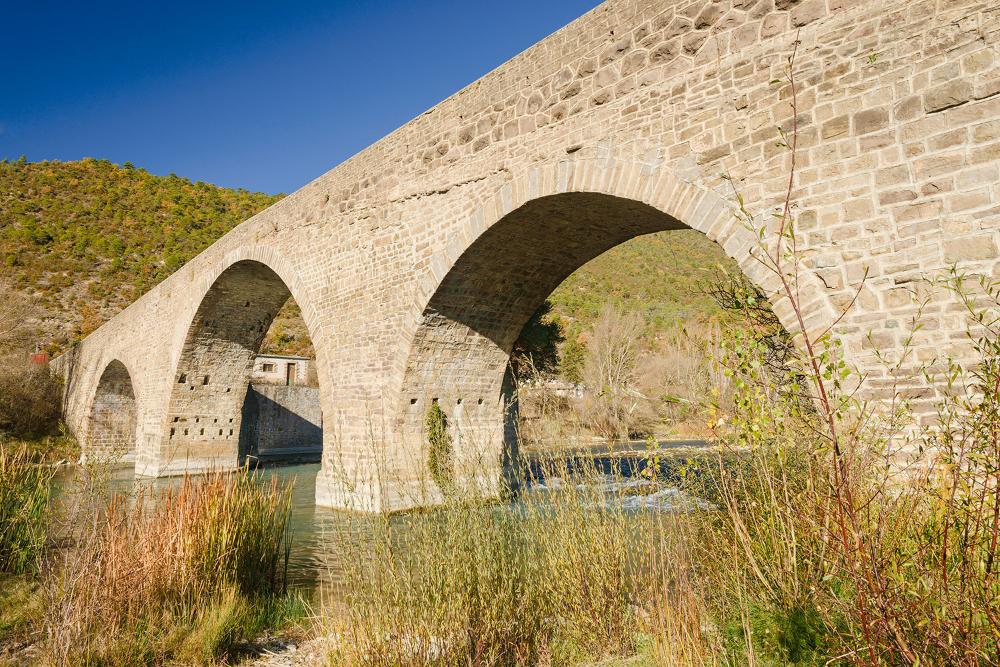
[153,258,326,475]
[86,359,138,460]
[182,246,328,358]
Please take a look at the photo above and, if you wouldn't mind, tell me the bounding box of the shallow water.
[51,448,700,596]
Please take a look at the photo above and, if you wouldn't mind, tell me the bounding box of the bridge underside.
[384,193,688,505]
[137,261,292,476]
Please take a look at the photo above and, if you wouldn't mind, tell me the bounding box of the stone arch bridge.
[56,0,1000,511]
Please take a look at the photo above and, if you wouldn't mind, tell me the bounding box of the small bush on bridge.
[426,401,454,494]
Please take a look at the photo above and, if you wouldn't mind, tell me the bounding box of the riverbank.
[0,454,310,666]
[2,440,723,666]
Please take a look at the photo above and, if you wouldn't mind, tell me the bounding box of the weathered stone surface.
[54,0,1000,512]
[944,237,999,263]
[791,0,825,27]
[923,81,974,113]
[854,108,889,135]
[822,114,850,139]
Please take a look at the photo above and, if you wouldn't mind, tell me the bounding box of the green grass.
[0,575,45,650]
[0,444,55,576]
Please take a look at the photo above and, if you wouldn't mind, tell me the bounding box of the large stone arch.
[84,359,139,461]
[383,162,837,507]
[144,256,328,476]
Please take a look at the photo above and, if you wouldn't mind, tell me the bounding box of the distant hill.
[0,158,283,351]
[549,229,736,336]
[0,158,735,356]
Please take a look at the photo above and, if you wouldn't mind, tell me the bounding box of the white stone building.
[251,354,311,386]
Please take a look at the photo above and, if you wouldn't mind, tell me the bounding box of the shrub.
[426,401,454,494]
[579,304,654,440]
[0,358,62,438]
[637,323,731,438]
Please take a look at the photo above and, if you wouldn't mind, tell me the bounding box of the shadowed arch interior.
[398,192,689,483]
[88,359,137,458]
[157,260,296,473]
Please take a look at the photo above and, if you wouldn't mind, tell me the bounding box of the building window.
[262,363,275,373]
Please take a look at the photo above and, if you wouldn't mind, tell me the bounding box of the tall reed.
[43,467,297,665]
[0,443,54,576]
[326,457,672,667]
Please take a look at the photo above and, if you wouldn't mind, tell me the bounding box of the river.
[52,441,711,597]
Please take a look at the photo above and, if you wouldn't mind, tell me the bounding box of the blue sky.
[1,0,602,194]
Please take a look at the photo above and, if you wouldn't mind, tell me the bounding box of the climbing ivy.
[425,401,454,494]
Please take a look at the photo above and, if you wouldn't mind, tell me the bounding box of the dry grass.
[322,457,717,667]
[40,468,303,665]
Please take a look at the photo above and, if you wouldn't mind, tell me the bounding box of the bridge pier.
[311,394,513,512]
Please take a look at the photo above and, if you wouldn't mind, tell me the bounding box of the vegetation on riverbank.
[328,459,657,667]
[0,460,306,666]
[46,469,299,663]
[516,305,738,446]
[318,263,1000,666]
[0,446,55,576]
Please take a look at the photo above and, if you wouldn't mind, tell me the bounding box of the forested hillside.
[549,229,737,334]
[0,158,736,356]
[0,158,281,350]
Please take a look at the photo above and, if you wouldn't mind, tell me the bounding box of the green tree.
[510,301,564,379]
[559,328,586,384]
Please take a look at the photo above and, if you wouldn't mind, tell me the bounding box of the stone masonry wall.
[86,359,137,460]
[242,384,322,460]
[55,0,1000,510]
